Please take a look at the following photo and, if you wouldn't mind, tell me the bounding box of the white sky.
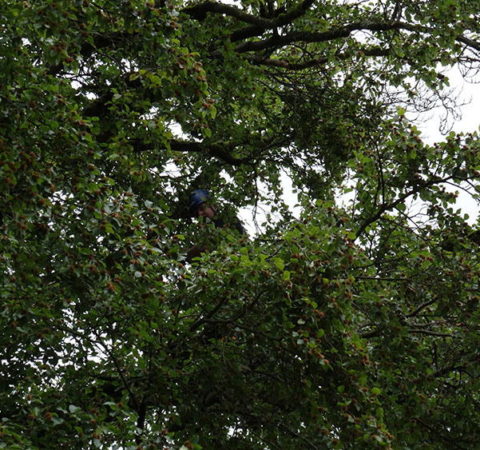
[417,67,480,143]
[415,67,480,223]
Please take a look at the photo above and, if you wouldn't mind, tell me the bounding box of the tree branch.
[185,0,315,34]
[361,326,453,339]
[131,133,292,166]
[235,21,416,53]
[204,289,268,325]
[355,174,455,239]
[235,20,480,55]
[246,47,390,70]
[184,1,275,27]
[408,329,453,337]
[131,138,254,166]
[189,296,229,332]
[94,332,141,411]
[230,0,315,42]
[457,34,480,53]
[406,298,438,318]
[390,0,403,21]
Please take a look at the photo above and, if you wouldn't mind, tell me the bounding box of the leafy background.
[1,0,480,448]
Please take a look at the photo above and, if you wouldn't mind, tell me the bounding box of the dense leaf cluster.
[1,0,480,448]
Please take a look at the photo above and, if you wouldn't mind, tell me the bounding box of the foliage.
[1,0,480,448]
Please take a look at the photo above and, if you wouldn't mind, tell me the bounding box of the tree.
[1,0,480,448]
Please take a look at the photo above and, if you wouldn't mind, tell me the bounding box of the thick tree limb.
[457,34,480,53]
[236,21,480,54]
[231,25,267,42]
[185,0,315,30]
[170,140,252,165]
[131,138,254,166]
[247,46,389,70]
[184,1,275,26]
[230,0,315,42]
[235,21,418,53]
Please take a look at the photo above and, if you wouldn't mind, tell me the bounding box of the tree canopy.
[1,0,480,448]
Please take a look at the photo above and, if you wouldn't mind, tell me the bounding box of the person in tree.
[186,189,245,261]
[189,189,245,234]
